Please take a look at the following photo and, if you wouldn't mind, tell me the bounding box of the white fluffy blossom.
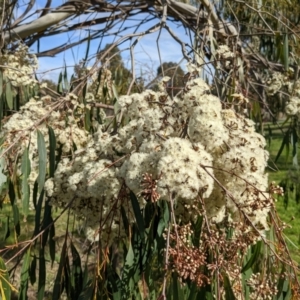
[1,44,38,87]
[0,67,272,244]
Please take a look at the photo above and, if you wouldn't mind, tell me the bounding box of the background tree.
[156,62,185,96]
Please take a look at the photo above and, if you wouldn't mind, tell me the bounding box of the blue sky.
[16,1,191,83]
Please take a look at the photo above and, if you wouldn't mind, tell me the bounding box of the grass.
[266,124,300,264]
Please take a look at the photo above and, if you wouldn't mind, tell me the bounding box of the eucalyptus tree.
[0,1,299,300]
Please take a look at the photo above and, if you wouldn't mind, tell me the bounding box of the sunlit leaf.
[5,81,13,110]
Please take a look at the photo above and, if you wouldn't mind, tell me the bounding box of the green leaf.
[57,72,63,94]
[121,205,130,238]
[49,222,56,267]
[29,255,37,286]
[70,241,83,297]
[8,179,15,206]
[85,108,91,131]
[0,71,3,97]
[37,130,47,193]
[37,248,46,300]
[5,81,13,110]
[52,238,67,299]
[275,130,289,163]
[0,256,11,300]
[48,126,56,178]
[63,64,69,91]
[130,191,145,238]
[223,274,236,300]
[95,69,102,96]
[21,148,31,217]
[12,204,20,236]
[283,34,289,71]
[192,215,203,247]
[3,216,10,241]
[33,189,44,236]
[242,241,262,273]
[18,247,31,300]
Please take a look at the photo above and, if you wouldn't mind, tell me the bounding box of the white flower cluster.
[285,96,300,116]
[215,45,234,69]
[50,76,269,233]
[1,94,90,209]
[1,44,38,87]
[284,79,300,116]
[1,69,271,244]
[266,72,289,96]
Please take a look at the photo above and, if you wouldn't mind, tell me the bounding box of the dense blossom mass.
[1,70,272,242]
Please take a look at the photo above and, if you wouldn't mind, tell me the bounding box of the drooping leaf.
[52,238,67,299]
[37,130,47,193]
[63,64,69,91]
[21,148,31,217]
[242,241,262,273]
[29,254,37,286]
[84,107,91,131]
[49,222,56,267]
[48,126,56,178]
[130,191,145,238]
[275,130,290,163]
[33,189,44,236]
[223,274,236,300]
[3,216,10,241]
[283,34,289,71]
[57,72,63,94]
[5,81,13,110]
[121,205,130,238]
[12,204,20,236]
[70,241,83,298]
[0,256,11,300]
[37,248,46,300]
[18,247,31,300]
[8,179,15,206]
[0,72,3,97]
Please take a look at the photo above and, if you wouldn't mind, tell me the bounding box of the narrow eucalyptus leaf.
[29,254,37,286]
[21,148,31,217]
[13,204,20,236]
[38,248,46,300]
[0,256,11,300]
[130,191,145,238]
[5,81,13,109]
[53,239,67,299]
[19,248,31,300]
[37,130,47,193]
[48,126,56,178]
